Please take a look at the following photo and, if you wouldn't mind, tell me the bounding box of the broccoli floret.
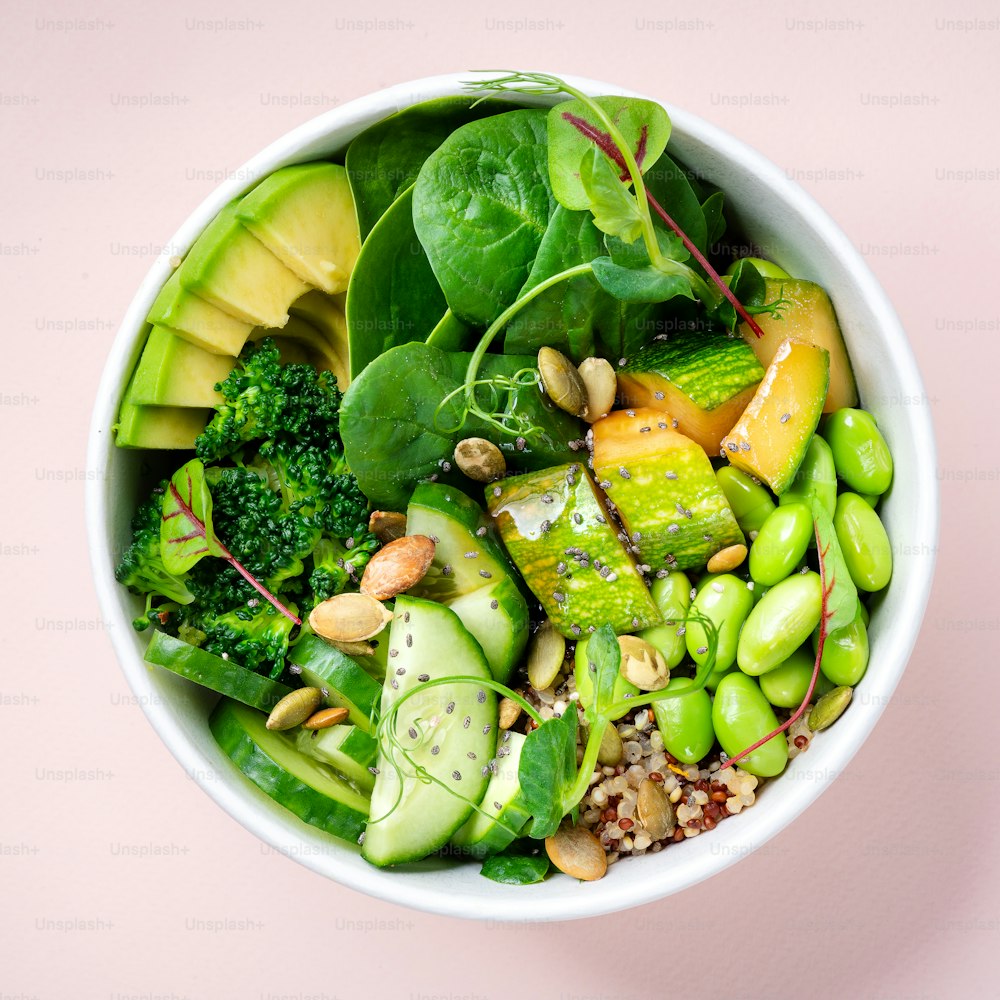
[115,484,195,608]
[310,534,380,602]
[196,339,342,462]
[197,601,298,678]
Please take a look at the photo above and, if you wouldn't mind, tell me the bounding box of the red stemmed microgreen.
[160,458,301,625]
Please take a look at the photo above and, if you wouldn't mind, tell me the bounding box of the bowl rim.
[86,71,939,921]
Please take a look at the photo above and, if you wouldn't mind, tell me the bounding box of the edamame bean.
[824,408,893,495]
[712,672,789,777]
[717,466,776,534]
[737,571,823,675]
[758,645,834,708]
[574,636,639,721]
[780,435,837,516]
[652,678,715,764]
[859,493,880,509]
[749,502,813,586]
[814,606,870,686]
[638,571,691,668]
[834,492,892,592]
[686,573,755,680]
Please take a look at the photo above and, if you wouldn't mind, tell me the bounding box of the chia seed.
[418,673,430,682]
[452,771,462,781]
[490,599,499,610]
[479,569,493,578]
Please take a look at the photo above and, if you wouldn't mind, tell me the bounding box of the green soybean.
[574,636,639,721]
[780,434,837,516]
[638,571,691,668]
[815,606,870,686]
[687,573,755,680]
[717,466,777,534]
[825,408,893,495]
[759,646,835,708]
[652,678,715,764]
[712,672,789,778]
[749,502,813,586]
[859,493,880,509]
[737,571,823,676]
[834,492,892,592]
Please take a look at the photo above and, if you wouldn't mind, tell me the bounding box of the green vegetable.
[833,492,893,593]
[716,466,776,535]
[480,844,550,885]
[687,574,755,681]
[737,572,824,676]
[340,342,581,510]
[638,571,692,668]
[345,185,448,379]
[652,677,715,764]
[814,606,870,687]
[824,408,893,495]
[758,646,833,709]
[712,673,789,778]
[780,434,837,517]
[573,637,639,721]
[749,503,813,586]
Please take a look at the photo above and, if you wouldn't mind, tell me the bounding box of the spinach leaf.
[591,257,696,305]
[642,152,709,255]
[412,109,556,326]
[547,95,670,211]
[480,845,550,885]
[340,342,582,509]
[701,190,727,247]
[345,185,446,380]
[518,708,578,839]
[425,309,474,351]
[345,96,512,240]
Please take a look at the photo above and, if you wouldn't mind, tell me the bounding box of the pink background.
[3,0,992,996]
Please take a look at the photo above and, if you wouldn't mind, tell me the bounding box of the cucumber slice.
[211,699,368,843]
[406,483,529,683]
[144,631,293,710]
[295,724,377,793]
[362,596,498,867]
[451,730,530,858]
[288,634,381,731]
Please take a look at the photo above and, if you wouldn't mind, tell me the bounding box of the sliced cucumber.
[295,724,377,793]
[144,631,293,710]
[288,634,381,731]
[362,596,497,867]
[406,483,529,683]
[211,698,368,843]
[451,730,530,858]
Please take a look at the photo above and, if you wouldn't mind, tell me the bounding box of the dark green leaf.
[340,342,582,509]
[591,256,695,305]
[547,96,670,211]
[519,709,578,839]
[701,191,727,247]
[413,110,556,326]
[345,186,446,379]
[480,846,550,885]
[345,96,513,240]
[605,229,687,268]
[425,309,474,351]
[160,459,225,575]
[642,152,709,255]
[711,258,767,332]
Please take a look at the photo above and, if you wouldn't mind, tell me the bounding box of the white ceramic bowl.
[86,72,938,921]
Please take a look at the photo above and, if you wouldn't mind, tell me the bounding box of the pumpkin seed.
[360,534,436,600]
[527,619,566,691]
[368,510,407,544]
[707,542,749,574]
[808,685,853,731]
[578,357,617,423]
[617,635,670,691]
[597,722,624,766]
[545,823,607,881]
[327,638,376,657]
[454,436,506,482]
[266,687,323,731]
[498,697,523,731]
[309,592,393,642]
[538,346,588,418]
[636,778,676,840]
[302,706,350,730]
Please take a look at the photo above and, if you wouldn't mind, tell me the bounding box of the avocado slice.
[288,290,351,387]
[129,326,236,408]
[721,337,831,495]
[114,389,210,449]
[146,269,252,357]
[249,314,347,385]
[178,201,309,327]
[617,329,764,455]
[237,163,361,295]
[486,464,661,638]
[739,278,857,413]
[591,408,744,572]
